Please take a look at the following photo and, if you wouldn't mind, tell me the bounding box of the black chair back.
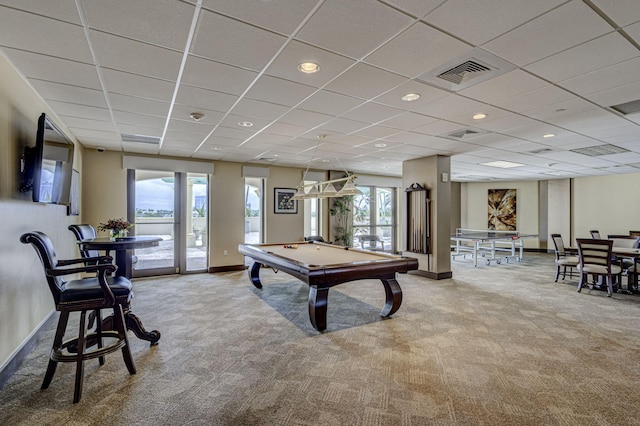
[20,231,65,305]
[68,224,101,259]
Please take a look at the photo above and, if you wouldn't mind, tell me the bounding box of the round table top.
[78,235,162,250]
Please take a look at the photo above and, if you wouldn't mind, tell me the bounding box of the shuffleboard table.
[238,241,418,331]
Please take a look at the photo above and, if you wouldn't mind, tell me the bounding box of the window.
[352,186,396,252]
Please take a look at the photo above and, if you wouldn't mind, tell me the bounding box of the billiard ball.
[316,246,320,250]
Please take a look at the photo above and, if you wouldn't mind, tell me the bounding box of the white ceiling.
[1,0,639,181]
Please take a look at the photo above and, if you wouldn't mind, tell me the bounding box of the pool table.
[238,241,419,331]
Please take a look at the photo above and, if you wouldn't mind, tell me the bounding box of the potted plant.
[329,195,354,247]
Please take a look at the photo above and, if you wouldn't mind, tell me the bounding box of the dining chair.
[576,238,621,297]
[589,230,601,239]
[20,231,136,403]
[551,234,578,282]
[358,234,385,251]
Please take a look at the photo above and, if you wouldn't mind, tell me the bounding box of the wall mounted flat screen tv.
[31,113,75,205]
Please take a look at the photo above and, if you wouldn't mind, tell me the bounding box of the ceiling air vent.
[417,48,516,91]
[121,133,160,145]
[437,60,491,85]
[610,99,640,115]
[570,144,629,157]
[439,127,488,141]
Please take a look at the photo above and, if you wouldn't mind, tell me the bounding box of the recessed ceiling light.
[472,113,487,120]
[321,159,331,163]
[238,121,253,127]
[298,62,319,74]
[374,143,387,148]
[543,133,556,138]
[401,93,421,102]
[481,160,525,168]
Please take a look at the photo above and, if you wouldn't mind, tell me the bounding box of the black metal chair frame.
[550,233,578,282]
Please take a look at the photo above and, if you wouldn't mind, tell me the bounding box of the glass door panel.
[132,170,177,277]
[186,173,208,272]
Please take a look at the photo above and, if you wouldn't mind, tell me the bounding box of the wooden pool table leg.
[248,262,263,288]
[380,278,402,317]
[308,287,328,332]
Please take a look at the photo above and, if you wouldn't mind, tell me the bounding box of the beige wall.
[0,52,81,369]
[571,173,640,244]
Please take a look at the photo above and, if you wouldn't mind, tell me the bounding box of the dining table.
[77,235,163,345]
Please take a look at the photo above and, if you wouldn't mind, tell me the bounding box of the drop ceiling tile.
[166,118,214,136]
[381,0,444,18]
[495,85,575,113]
[411,94,486,121]
[475,114,541,134]
[0,0,81,23]
[383,131,443,145]
[218,114,272,131]
[341,102,404,124]
[245,75,316,107]
[29,80,106,107]
[325,63,410,101]
[459,70,548,104]
[164,129,208,144]
[586,81,640,108]
[364,21,470,78]
[377,112,438,131]
[181,55,258,95]
[47,101,112,121]
[351,125,402,139]
[591,0,640,27]
[102,69,175,101]
[297,90,364,116]
[484,1,612,66]
[0,7,92,62]
[296,0,413,59]
[280,109,334,128]
[71,128,120,141]
[202,136,243,148]
[625,21,640,41]
[262,121,307,137]
[192,9,287,71]
[313,117,368,135]
[265,40,356,88]
[231,98,290,121]
[82,0,195,50]
[548,108,631,133]
[524,32,638,83]
[424,0,565,45]
[110,93,171,117]
[62,117,116,133]
[118,124,161,138]
[175,85,239,113]
[524,98,597,121]
[90,31,183,81]
[2,48,101,89]
[559,57,640,96]
[210,126,255,141]
[372,80,449,109]
[201,0,319,34]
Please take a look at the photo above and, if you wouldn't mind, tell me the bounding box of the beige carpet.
[1,253,640,425]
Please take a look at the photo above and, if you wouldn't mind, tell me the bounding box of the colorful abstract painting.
[488,189,516,231]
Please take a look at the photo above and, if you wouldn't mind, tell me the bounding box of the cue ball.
[316,246,320,250]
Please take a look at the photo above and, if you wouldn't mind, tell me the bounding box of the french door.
[353,186,396,252]
[128,169,209,277]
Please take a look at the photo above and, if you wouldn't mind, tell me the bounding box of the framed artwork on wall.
[274,188,297,214]
[488,188,516,231]
[67,169,80,216]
